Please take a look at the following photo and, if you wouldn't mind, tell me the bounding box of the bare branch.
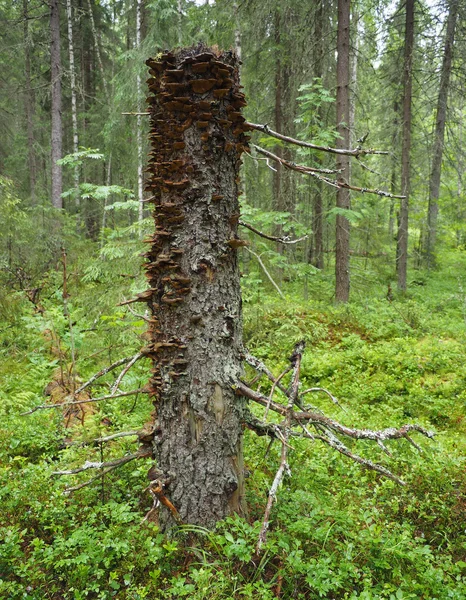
[243,354,289,397]
[124,302,151,322]
[257,342,305,553]
[62,449,152,494]
[246,122,389,157]
[265,366,292,419]
[111,352,144,394]
[300,387,346,411]
[53,452,143,476]
[253,145,405,199]
[245,248,285,299]
[94,431,139,443]
[239,220,309,245]
[74,354,143,396]
[253,145,340,175]
[22,388,148,415]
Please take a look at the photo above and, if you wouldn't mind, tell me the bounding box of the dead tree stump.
[143,45,250,528]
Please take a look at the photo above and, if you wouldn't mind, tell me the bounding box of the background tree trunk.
[136,0,144,225]
[66,0,80,206]
[310,0,325,270]
[144,46,250,529]
[396,0,414,292]
[425,0,458,268]
[23,0,36,204]
[335,0,351,302]
[50,0,63,209]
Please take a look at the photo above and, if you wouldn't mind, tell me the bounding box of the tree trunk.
[143,46,249,528]
[86,0,108,98]
[425,0,458,268]
[396,0,414,292]
[50,0,63,209]
[310,0,324,270]
[136,0,144,225]
[23,0,37,204]
[273,8,296,243]
[335,0,351,303]
[66,0,80,206]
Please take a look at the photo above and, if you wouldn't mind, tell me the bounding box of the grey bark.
[86,0,108,98]
[66,0,80,205]
[23,0,36,204]
[273,8,296,242]
[143,46,249,528]
[137,0,144,225]
[50,0,63,209]
[425,0,458,268]
[335,0,351,302]
[310,0,324,270]
[396,0,414,292]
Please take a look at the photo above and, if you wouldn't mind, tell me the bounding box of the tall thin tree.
[66,0,80,206]
[335,0,351,302]
[425,0,458,268]
[50,0,63,209]
[23,0,37,204]
[396,0,414,292]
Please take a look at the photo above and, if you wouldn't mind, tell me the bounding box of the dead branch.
[22,388,148,415]
[62,447,152,494]
[300,386,346,411]
[238,344,434,553]
[253,145,405,199]
[239,220,309,245]
[253,145,339,175]
[247,122,389,157]
[73,353,144,396]
[111,352,144,394]
[245,248,285,299]
[53,451,143,476]
[123,301,151,323]
[257,341,305,553]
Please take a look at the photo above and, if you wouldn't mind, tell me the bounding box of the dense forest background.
[2,0,466,598]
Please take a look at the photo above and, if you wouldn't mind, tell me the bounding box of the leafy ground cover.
[1,245,466,599]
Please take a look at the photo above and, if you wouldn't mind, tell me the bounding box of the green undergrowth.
[2,247,466,598]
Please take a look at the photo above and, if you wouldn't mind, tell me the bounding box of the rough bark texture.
[425,0,458,268]
[335,0,351,302]
[396,0,414,292]
[143,46,250,528]
[50,0,63,209]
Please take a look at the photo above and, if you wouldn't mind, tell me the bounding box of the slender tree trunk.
[273,8,296,245]
[335,0,351,303]
[144,47,249,528]
[50,0,63,209]
[234,1,241,63]
[66,0,80,206]
[136,0,144,225]
[396,0,414,292]
[86,0,108,98]
[425,0,458,268]
[310,0,324,270]
[388,99,399,238]
[177,0,182,45]
[23,0,37,204]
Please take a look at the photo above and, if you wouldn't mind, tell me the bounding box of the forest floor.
[2,247,466,599]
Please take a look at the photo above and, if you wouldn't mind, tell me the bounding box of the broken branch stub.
[143,45,249,528]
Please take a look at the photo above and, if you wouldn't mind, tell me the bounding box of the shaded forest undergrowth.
[2,238,466,599]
